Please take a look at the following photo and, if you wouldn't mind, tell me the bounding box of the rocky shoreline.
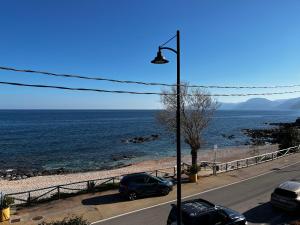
[0,145,278,195]
[0,163,133,181]
[0,168,66,181]
[243,118,300,146]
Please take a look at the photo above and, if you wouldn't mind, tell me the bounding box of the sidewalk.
[4,153,300,225]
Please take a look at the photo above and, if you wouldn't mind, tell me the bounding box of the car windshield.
[274,188,297,198]
[219,206,238,218]
[155,177,165,182]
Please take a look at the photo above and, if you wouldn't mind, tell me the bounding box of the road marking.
[91,161,300,224]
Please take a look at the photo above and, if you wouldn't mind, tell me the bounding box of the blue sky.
[0,0,300,109]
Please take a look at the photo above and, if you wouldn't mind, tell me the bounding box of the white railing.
[6,146,300,206]
[216,145,300,173]
[6,166,177,206]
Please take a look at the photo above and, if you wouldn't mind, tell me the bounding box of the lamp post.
[151,30,181,225]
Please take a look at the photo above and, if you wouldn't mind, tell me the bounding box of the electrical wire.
[1,66,299,89]
[0,66,176,87]
[0,81,170,95]
[160,34,177,47]
[1,81,300,97]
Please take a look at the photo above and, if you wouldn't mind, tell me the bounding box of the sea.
[0,110,299,172]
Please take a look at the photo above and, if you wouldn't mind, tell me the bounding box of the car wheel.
[161,187,170,196]
[128,192,137,201]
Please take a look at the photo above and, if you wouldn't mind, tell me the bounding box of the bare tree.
[157,84,218,167]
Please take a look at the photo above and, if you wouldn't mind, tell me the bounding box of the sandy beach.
[0,144,278,195]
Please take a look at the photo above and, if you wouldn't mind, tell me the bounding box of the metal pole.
[28,192,31,205]
[213,144,217,175]
[57,186,60,199]
[176,29,182,225]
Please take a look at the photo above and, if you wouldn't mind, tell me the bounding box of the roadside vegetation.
[39,216,88,225]
[277,126,300,149]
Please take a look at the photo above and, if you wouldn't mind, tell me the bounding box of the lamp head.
[151,49,169,64]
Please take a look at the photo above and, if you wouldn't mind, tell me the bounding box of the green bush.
[277,127,300,150]
[0,195,14,209]
[39,216,88,225]
[188,164,199,175]
[87,181,96,191]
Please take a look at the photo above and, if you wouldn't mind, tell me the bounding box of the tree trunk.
[191,148,198,167]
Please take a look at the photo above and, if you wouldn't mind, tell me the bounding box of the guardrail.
[182,161,220,172]
[216,146,300,173]
[181,146,300,175]
[6,166,177,206]
[5,146,299,206]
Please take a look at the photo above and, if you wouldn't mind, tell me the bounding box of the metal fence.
[5,146,300,206]
[6,166,177,206]
[182,161,220,172]
[216,146,300,173]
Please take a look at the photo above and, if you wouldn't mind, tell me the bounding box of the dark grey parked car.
[167,199,247,225]
[119,173,173,200]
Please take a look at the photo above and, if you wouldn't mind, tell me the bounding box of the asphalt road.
[94,162,300,225]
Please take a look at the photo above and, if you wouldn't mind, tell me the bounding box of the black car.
[167,199,247,225]
[119,173,173,200]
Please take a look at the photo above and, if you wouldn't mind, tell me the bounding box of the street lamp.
[151,30,181,225]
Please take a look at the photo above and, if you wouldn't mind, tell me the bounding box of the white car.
[271,181,300,211]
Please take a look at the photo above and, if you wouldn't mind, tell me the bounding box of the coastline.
[1,110,297,176]
[0,144,278,194]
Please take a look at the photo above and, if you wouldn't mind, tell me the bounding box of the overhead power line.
[1,80,300,97]
[160,34,177,47]
[0,81,169,95]
[0,66,177,87]
[1,66,300,89]
[0,66,176,87]
[199,84,300,89]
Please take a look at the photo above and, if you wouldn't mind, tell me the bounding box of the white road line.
[91,161,300,224]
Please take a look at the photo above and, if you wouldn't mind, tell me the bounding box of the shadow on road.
[244,202,300,224]
[81,193,126,205]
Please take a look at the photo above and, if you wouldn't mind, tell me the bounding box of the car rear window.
[274,188,297,198]
[135,176,146,184]
[121,174,147,184]
[172,201,215,225]
[182,201,213,213]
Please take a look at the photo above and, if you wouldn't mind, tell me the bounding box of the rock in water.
[122,134,160,144]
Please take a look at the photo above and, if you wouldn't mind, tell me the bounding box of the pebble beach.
[0,144,277,194]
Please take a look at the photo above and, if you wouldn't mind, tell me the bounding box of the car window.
[135,176,146,184]
[274,188,297,198]
[196,214,210,225]
[167,207,177,224]
[147,177,158,184]
[210,211,227,225]
[182,213,198,225]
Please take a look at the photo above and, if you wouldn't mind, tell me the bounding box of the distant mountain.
[220,97,300,110]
